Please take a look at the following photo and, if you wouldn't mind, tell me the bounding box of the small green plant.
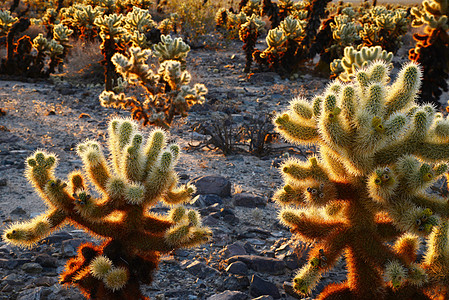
[3,117,211,300]
[273,61,449,299]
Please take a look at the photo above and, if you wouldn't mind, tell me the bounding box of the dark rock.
[253,296,274,300]
[173,249,189,257]
[0,258,18,270]
[192,194,223,207]
[203,215,220,226]
[199,203,221,216]
[221,275,250,291]
[10,206,27,216]
[249,275,281,299]
[41,231,73,245]
[191,175,231,197]
[32,276,58,287]
[17,287,44,300]
[35,253,58,268]
[226,261,248,276]
[185,260,220,279]
[61,238,87,257]
[222,242,247,259]
[207,290,247,300]
[220,208,239,225]
[233,193,266,208]
[227,255,286,275]
[21,262,43,273]
[0,178,6,186]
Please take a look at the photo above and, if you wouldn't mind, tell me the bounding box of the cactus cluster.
[409,0,449,106]
[3,118,211,299]
[274,61,449,299]
[330,45,393,82]
[99,38,207,128]
[315,4,410,75]
[0,16,72,77]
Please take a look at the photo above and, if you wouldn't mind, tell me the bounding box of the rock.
[225,261,248,276]
[249,275,281,299]
[222,242,247,259]
[192,194,223,207]
[207,290,247,300]
[203,215,220,226]
[41,231,73,245]
[0,178,7,186]
[221,275,250,291]
[185,260,220,279]
[227,255,286,275]
[10,206,27,216]
[3,273,21,285]
[22,262,43,274]
[0,258,18,270]
[220,208,239,225]
[32,276,58,287]
[191,175,231,197]
[35,253,58,268]
[17,287,44,300]
[61,238,87,257]
[233,193,266,208]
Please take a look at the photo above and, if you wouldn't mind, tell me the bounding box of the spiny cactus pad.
[3,118,211,300]
[274,61,449,299]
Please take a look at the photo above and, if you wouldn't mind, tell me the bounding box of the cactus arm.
[280,208,348,241]
[142,214,174,233]
[376,219,403,241]
[77,141,112,193]
[274,113,320,144]
[409,194,449,218]
[3,208,67,247]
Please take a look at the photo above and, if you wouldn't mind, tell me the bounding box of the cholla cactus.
[409,0,449,106]
[3,118,211,300]
[273,61,449,299]
[152,34,190,68]
[242,0,261,16]
[0,10,17,37]
[63,4,104,41]
[359,6,410,53]
[99,46,207,128]
[330,45,393,82]
[239,14,265,73]
[123,7,156,49]
[95,13,128,91]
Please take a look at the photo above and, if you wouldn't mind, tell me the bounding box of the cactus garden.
[0,0,449,299]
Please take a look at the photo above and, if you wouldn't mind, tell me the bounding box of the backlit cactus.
[330,45,393,82]
[2,118,211,300]
[239,13,265,73]
[409,0,449,106]
[273,61,449,299]
[99,45,207,128]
